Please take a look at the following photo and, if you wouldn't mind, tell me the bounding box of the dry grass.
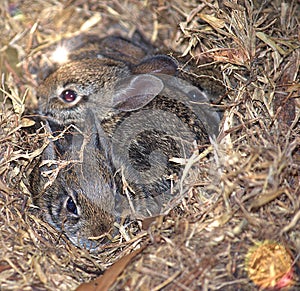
[0,0,299,290]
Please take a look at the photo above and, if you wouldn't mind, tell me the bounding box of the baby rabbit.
[30,115,116,249]
[37,55,177,127]
[102,72,220,216]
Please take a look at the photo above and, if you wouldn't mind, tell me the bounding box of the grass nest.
[0,0,299,290]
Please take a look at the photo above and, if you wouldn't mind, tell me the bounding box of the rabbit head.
[31,117,117,250]
[37,58,131,126]
[37,54,178,126]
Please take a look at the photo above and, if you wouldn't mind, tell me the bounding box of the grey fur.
[33,35,222,247]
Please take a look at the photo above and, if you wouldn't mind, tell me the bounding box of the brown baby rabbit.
[102,72,220,216]
[37,56,177,126]
[30,114,117,249]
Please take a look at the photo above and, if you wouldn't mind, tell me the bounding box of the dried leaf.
[209,48,249,66]
[223,1,246,11]
[249,189,286,209]
[142,215,163,230]
[75,245,146,291]
[33,259,47,284]
[256,32,286,55]
[20,117,35,128]
[198,13,225,29]
[80,13,102,31]
[181,36,197,57]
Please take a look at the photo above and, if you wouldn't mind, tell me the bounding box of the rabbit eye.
[66,196,78,215]
[60,89,78,103]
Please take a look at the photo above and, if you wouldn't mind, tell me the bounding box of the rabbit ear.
[42,139,57,161]
[41,121,58,160]
[113,74,164,112]
[132,55,178,75]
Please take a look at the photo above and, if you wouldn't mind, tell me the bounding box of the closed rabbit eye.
[60,89,78,103]
[66,196,78,215]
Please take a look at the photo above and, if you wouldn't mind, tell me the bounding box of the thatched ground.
[0,0,299,290]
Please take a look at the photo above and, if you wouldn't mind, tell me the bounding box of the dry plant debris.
[0,0,299,290]
[245,240,295,290]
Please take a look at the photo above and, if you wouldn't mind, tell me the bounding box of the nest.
[0,0,299,290]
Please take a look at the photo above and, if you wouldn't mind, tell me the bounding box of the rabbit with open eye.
[30,116,117,249]
[37,58,131,126]
[37,53,177,126]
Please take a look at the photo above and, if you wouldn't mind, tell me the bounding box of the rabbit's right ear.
[42,139,57,161]
[41,121,58,161]
[112,74,164,112]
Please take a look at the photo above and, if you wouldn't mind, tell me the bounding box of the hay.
[0,0,299,290]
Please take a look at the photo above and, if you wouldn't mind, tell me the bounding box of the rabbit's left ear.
[112,74,164,112]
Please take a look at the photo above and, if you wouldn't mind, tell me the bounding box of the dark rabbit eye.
[66,196,78,215]
[60,89,78,102]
